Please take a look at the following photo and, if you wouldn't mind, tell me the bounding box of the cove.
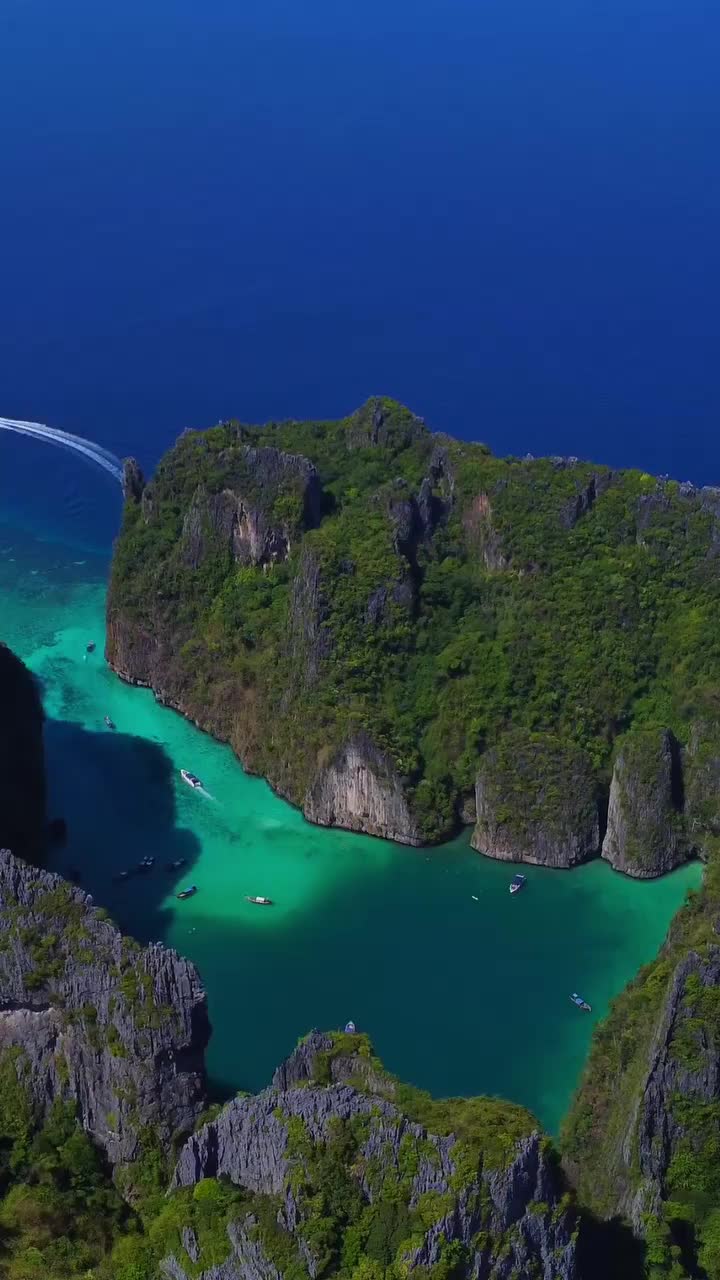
[0,518,700,1133]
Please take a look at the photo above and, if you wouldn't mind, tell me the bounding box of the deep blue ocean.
[1,0,719,548]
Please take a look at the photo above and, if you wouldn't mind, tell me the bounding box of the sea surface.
[0,0,719,486]
[0,506,700,1133]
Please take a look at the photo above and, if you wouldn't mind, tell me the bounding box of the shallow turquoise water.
[0,520,701,1132]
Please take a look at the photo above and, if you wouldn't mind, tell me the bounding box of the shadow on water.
[43,716,202,948]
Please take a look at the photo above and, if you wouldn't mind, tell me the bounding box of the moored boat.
[570,992,591,1012]
[177,885,197,900]
[104,715,116,730]
[509,873,527,895]
[245,895,273,906]
[180,769,203,790]
[165,858,187,872]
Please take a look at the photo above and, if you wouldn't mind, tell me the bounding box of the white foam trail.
[0,416,123,484]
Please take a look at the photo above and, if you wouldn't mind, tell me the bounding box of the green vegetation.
[0,1051,132,1278]
[562,852,720,1278]
[0,1028,550,1280]
[109,398,720,842]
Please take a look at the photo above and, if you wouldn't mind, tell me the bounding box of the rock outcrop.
[304,732,422,845]
[0,644,45,863]
[472,731,600,867]
[108,400,720,855]
[163,1031,578,1280]
[564,938,720,1245]
[601,727,688,877]
[0,847,209,1173]
[180,446,321,569]
[122,456,146,503]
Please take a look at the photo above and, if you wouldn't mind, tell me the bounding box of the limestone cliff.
[0,847,209,1176]
[304,732,422,845]
[0,643,45,862]
[601,727,688,878]
[108,400,720,854]
[162,1031,578,1280]
[471,730,600,868]
[563,916,720,1275]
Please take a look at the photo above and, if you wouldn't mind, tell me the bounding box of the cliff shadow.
[575,1212,646,1280]
[42,716,201,947]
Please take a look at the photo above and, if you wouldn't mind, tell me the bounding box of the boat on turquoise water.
[570,992,591,1012]
[86,641,96,653]
[509,873,527,895]
[177,885,197,900]
[245,895,273,906]
[104,715,116,730]
[181,769,203,790]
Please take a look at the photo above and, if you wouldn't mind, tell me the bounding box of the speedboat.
[86,642,96,653]
[177,885,197,900]
[509,873,527,895]
[165,858,187,872]
[181,769,203,790]
[570,993,592,1012]
[245,896,273,906]
[137,857,155,873]
[104,715,116,730]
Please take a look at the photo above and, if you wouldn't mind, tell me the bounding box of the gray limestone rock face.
[287,547,332,687]
[471,731,600,868]
[560,470,614,530]
[462,491,509,571]
[122,456,146,503]
[303,732,422,845]
[683,719,720,853]
[345,398,427,452]
[0,848,209,1173]
[575,946,720,1233]
[181,446,321,570]
[601,727,688,878]
[166,1031,578,1280]
[162,1218,284,1280]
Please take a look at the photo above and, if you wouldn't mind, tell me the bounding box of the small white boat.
[245,895,273,906]
[344,1020,356,1033]
[181,769,203,790]
[509,874,527,895]
[570,992,592,1013]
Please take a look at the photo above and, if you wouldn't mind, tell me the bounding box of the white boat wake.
[0,416,123,484]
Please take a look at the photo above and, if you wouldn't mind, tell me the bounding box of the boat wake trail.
[0,417,124,484]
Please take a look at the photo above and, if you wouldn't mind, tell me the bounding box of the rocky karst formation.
[0,847,209,1174]
[162,1031,578,1280]
[304,732,422,845]
[563,925,720,1274]
[601,727,688,877]
[471,731,601,868]
[107,399,720,859]
[179,446,322,570]
[0,643,45,862]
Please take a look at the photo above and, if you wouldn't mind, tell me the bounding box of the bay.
[0,518,699,1133]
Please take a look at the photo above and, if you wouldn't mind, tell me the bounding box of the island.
[108,397,720,877]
